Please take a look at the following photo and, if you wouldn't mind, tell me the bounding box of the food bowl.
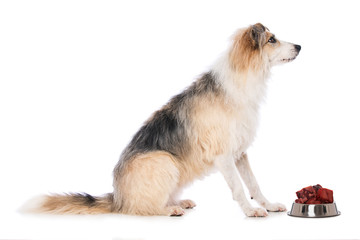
[288,202,340,218]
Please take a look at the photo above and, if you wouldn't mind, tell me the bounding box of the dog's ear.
[250,23,267,48]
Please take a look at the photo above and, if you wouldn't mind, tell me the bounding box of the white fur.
[214,154,268,217]
[212,48,269,156]
[18,195,47,214]
[270,40,300,65]
[209,27,299,216]
[211,51,270,216]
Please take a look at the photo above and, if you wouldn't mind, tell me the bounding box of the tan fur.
[40,194,113,214]
[262,32,280,56]
[116,151,181,216]
[190,96,232,158]
[229,28,264,72]
[114,95,233,215]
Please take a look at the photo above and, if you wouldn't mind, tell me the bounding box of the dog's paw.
[244,207,268,217]
[179,199,196,209]
[167,206,185,216]
[265,202,287,212]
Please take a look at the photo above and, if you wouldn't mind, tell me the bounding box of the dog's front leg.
[214,154,268,217]
[235,153,286,212]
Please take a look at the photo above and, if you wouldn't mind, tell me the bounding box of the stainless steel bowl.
[288,202,340,218]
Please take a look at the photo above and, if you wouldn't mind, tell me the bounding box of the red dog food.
[295,184,333,204]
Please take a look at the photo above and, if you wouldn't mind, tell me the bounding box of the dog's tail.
[20,192,114,214]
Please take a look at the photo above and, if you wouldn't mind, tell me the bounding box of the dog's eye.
[268,37,276,43]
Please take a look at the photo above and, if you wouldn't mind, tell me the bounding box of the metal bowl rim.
[291,202,337,206]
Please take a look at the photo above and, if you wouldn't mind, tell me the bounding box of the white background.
[1,0,360,239]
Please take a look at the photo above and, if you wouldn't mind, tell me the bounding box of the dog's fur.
[22,23,300,217]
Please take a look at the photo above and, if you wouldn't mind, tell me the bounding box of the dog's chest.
[231,104,260,154]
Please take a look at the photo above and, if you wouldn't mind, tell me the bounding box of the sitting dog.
[24,23,300,217]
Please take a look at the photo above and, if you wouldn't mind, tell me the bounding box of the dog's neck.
[212,52,270,109]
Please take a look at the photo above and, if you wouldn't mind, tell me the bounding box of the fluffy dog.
[24,23,300,217]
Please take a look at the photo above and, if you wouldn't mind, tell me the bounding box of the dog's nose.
[294,44,301,52]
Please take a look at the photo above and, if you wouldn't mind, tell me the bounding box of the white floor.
[1,172,359,240]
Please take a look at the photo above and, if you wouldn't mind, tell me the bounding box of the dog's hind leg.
[235,153,286,212]
[114,151,185,216]
[215,154,268,217]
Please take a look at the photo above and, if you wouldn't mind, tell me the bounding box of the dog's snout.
[294,44,301,52]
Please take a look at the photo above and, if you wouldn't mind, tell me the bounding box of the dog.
[23,23,301,217]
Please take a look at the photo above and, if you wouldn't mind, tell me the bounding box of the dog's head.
[229,23,301,72]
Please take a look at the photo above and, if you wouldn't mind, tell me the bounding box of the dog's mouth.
[280,56,297,62]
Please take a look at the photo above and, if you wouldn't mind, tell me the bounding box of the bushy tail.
[21,192,114,214]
